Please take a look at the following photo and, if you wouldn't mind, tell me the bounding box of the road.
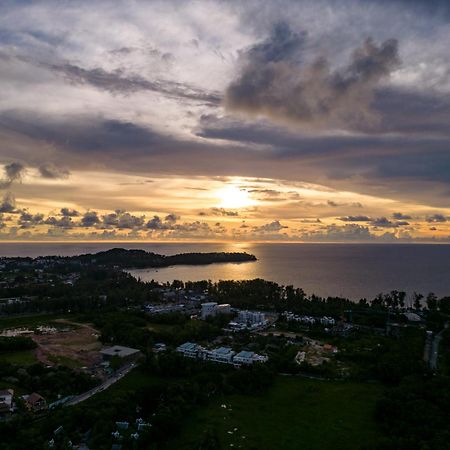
[64,362,136,406]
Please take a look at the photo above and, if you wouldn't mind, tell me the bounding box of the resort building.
[201,302,232,318]
[205,347,235,364]
[176,342,205,358]
[233,350,269,365]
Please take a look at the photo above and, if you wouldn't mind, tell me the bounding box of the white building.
[205,347,235,364]
[237,310,267,326]
[201,302,218,318]
[0,389,14,414]
[233,351,268,366]
[176,342,204,358]
[216,304,231,315]
[201,302,231,318]
[176,342,268,366]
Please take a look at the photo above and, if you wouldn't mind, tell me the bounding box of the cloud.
[18,211,44,228]
[81,211,100,227]
[0,192,17,213]
[60,208,80,217]
[370,217,409,228]
[101,210,145,229]
[300,223,374,241]
[0,162,25,188]
[210,208,239,216]
[253,220,287,233]
[225,22,399,130]
[146,215,172,230]
[426,214,448,223]
[45,216,75,229]
[38,163,70,179]
[339,215,371,222]
[49,62,221,105]
[165,214,179,223]
[392,212,412,220]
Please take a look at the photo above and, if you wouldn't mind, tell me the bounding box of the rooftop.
[100,346,141,358]
[235,351,254,358]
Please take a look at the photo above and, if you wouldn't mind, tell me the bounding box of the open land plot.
[32,320,102,368]
[167,376,382,450]
[0,315,102,369]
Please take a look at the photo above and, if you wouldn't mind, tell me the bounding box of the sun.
[217,186,255,209]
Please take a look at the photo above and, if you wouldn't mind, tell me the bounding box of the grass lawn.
[167,375,382,450]
[0,313,69,330]
[0,349,37,365]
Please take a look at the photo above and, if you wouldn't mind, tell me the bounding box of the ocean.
[0,242,449,301]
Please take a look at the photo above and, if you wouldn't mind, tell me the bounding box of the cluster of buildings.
[111,418,151,443]
[201,302,231,318]
[282,312,336,326]
[227,310,268,331]
[176,342,268,366]
[0,389,47,415]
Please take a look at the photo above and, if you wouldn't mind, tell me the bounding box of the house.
[22,392,47,412]
[0,389,14,414]
[100,346,142,364]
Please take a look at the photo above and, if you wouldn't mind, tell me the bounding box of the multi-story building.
[205,347,235,364]
[237,310,267,326]
[201,302,218,318]
[233,350,269,366]
[201,302,232,318]
[176,342,205,358]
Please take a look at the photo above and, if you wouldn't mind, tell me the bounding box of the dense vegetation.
[1,250,450,449]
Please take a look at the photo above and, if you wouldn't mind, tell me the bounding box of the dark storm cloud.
[38,163,70,179]
[49,63,221,105]
[2,109,450,207]
[225,23,400,130]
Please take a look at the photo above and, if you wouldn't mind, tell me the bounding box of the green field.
[0,350,37,365]
[167,376,382,450]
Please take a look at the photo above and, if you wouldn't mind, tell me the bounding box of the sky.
[0,0,450,242]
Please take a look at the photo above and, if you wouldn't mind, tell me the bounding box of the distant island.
[32,248,257,269]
